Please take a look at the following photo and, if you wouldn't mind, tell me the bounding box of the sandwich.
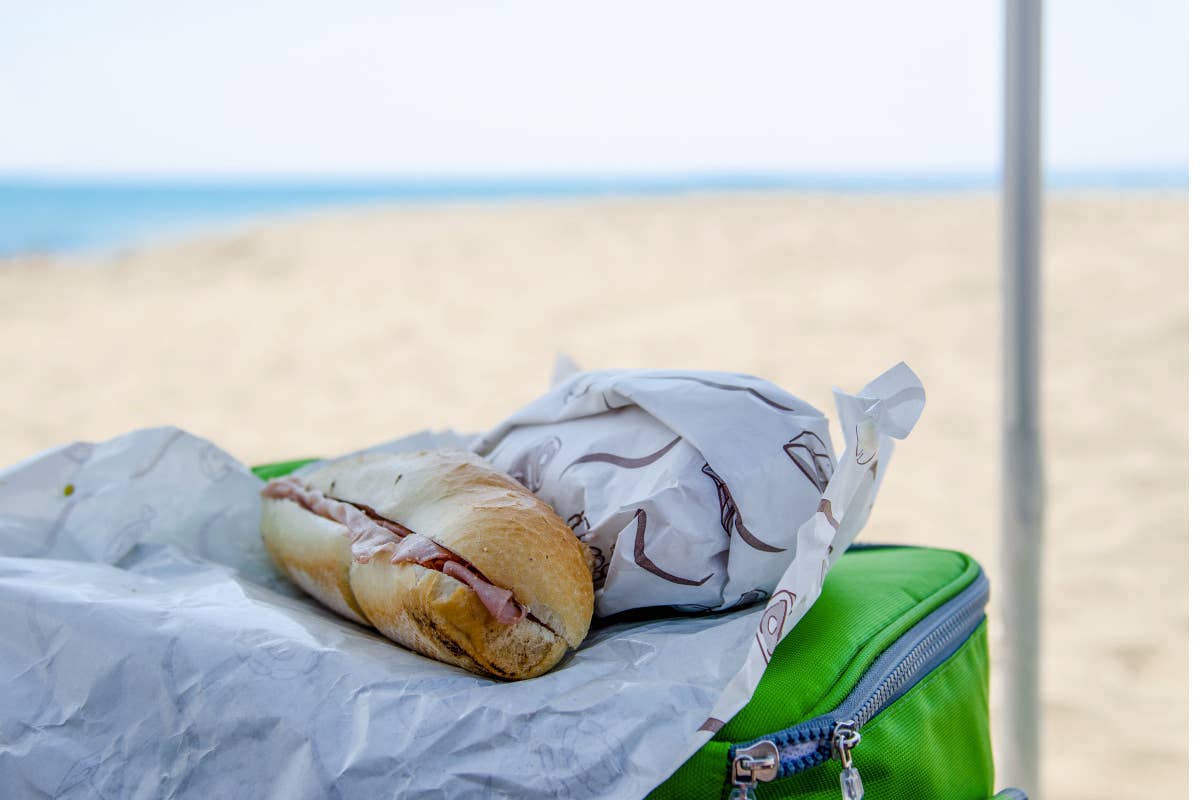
[259,450,594,680]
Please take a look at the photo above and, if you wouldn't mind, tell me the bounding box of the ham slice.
[443,562,526,624]
[262,477,525,624]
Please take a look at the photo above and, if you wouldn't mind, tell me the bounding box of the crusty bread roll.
[259,449,594,680]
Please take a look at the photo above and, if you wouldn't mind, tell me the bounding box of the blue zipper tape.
[730,570,990,778]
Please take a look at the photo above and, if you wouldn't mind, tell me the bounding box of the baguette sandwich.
[259,450,594,679]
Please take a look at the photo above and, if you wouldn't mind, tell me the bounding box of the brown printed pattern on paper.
[632,508,713,586]
[508,436,561,492]
[561,377,625,411]
[755,589,797,664]
[567,509,610,586]
[129,429,186,479]
[63,442,94,464]
[198,443,235,482]
[782,431,833,492]
[104,505,157,561]
[560,435,682,476]
[646,375,795,412]
[698,717,725,733]
[817,498,839,530]
[854,424,879,465]
[562,379,593,404]
[194,509,228,561]
[701,464,786,553]
[586,545,608,588]
[28,495,82,557]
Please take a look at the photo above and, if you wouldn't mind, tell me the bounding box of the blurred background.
[0,1,1186,797]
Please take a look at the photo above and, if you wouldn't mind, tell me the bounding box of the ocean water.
[0,171,1186,256]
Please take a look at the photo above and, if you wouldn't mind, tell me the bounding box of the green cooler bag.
[250,463,1019,800]
[650,544,1022,800]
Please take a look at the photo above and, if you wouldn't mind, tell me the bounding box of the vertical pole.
[1000,0,1042,795]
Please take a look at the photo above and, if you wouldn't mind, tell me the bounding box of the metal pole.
[1000,0,1042,795]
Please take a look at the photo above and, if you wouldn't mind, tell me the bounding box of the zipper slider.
[728,740,779,800]
[832,720,864,800]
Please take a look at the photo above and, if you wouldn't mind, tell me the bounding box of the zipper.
[993,790,1028,800]
[727,740,778,800]
[728,572,989,798]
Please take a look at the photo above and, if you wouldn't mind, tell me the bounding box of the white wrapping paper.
[0,365,923,799]
[477,366,837,616]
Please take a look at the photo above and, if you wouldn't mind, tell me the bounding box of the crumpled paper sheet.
[0,366,923,799]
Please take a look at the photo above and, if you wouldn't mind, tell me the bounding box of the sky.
[0,0,1187,179]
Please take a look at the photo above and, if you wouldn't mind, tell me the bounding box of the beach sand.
[0,191,1185,797]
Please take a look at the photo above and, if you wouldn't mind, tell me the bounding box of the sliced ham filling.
[262,476,525,625]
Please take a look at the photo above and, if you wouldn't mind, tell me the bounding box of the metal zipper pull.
[728,740,779,800]
[832,720,864,800]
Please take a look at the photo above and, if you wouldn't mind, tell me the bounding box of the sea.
[0,171,1186,257]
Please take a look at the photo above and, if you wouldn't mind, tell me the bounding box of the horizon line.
[0,167,1187,193]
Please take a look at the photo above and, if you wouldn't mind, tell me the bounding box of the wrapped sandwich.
[475,364,925,618]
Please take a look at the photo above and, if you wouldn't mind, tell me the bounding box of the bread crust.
[261,498,368,624]
[300,450,594,647]
[350,553,568,679]
[259,449,593,679]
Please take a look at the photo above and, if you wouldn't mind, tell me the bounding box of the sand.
[0,191,1186,797]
